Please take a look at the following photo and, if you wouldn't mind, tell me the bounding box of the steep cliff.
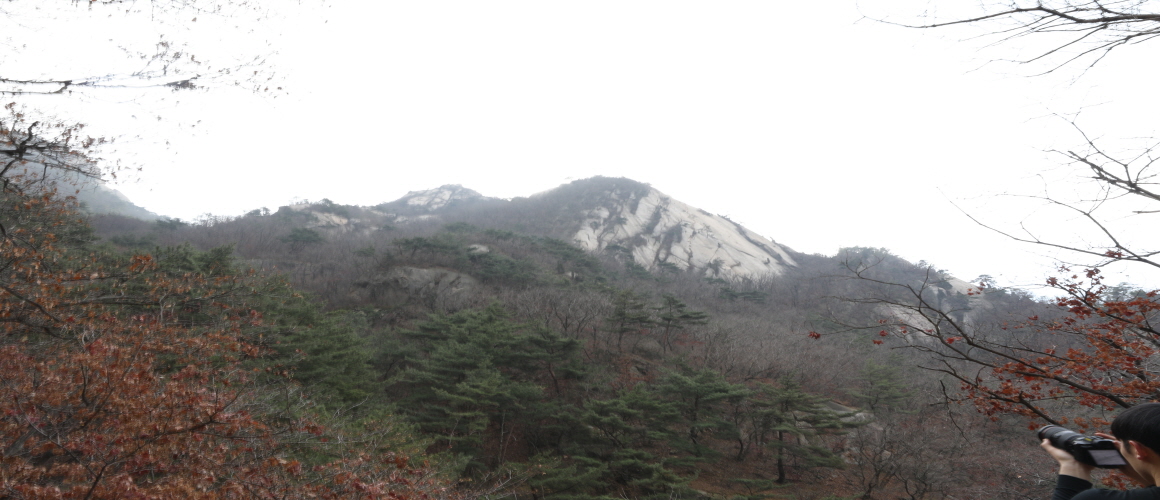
[566,183,796,278]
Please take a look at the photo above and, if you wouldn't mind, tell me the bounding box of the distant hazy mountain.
[378,185,497,214]
[74,182,161,220]
[6,164,161,220]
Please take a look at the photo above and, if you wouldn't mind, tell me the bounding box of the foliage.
[536,237,605,280]
[604,289,655,353]
[282,227,325,252]
[955,270,1159,426]
[315,199,352,219]
[653,295,709,353]
[846,358,912,414]
[0,185,448,498]
[751,378,851,484]
[578,386,680,453]
[842,231,1160,430]
[271,310,379,410]
[878,0,1160,432]
[155,217,189,231]
[463,252,538,287]
[72,173,1092,497]
[624,260,653,280]
[106,232,157,249]
[717,287,769,304]
[387,305,583,472]
[656,367,749,457]
[394,235,462,259]
[0,105,106,189]
[564,387,688,500]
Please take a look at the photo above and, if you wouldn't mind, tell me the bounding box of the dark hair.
[1111,403,1160,454]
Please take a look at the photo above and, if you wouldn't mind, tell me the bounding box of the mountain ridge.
[368,177,797,279]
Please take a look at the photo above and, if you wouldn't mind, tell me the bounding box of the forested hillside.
[6,0,1160,499]
[0,179,450,499]
[74,177,1074,499]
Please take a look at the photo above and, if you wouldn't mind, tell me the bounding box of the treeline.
[81,195,1064,499]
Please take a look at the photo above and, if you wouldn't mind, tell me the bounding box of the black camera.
[1038,425,1128,468]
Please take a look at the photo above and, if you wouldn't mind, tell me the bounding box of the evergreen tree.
[653,294,709,353]
[751,378,851,484]
[604,289,654,353]
[580,385,680,452]
[657,367,749,457]
[388,305,583,472]
[274,310,379,410]
[526,454,612,500]
[281,227,325,252]
[846,357,913,413]
[527,386,689,500]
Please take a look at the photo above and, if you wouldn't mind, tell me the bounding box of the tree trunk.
[775,430,786,484]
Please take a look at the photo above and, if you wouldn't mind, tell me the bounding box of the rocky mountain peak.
[286,177,800,280]
[565,181,796,278]
[395,185,487,212]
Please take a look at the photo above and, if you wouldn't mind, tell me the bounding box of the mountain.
[567,181,796,278]
[377,185,497,215]
[4,165,160,220]
[80,175,1049,499]
[75,182,160,220]
[371,177,797,279]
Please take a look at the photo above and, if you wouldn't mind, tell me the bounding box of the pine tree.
[389,305,583,472]
[532,386,690,500]
[580,385,679,452]
[604,289,654,353]
[751,378,851,484]
[846,357,913,414]
[657,367,749,457]
[274,310,379,410]
[652,294,709,353]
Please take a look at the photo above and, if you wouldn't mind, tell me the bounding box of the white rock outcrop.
[396,185,485,212]
[311,212,350,227]
[878,277,993,345]
[283,179,801,280]
[573,188,796,278]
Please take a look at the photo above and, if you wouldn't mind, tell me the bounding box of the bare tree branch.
[881,1,1160,73]
[0,75,202,96]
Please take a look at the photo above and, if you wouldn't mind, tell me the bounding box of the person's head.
[1112,403,1160,456]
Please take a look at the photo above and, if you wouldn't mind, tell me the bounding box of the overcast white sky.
[7,1,1160,291]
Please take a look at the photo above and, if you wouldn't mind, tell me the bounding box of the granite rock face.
[571,187,796,278]
[878,276,993,345]
[393,185,488,212]
[284,178,799,279]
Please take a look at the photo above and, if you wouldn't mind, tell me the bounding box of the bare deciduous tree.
[958,122,1160,271]
[1,0,287,96]
[889,1,1160,74]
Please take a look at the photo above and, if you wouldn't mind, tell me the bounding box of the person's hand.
[1042,438,1095,481]
[1095,432,1153,487]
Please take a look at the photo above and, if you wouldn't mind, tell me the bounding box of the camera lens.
[1038,425,1081,447]
[1035,425,1127,468]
